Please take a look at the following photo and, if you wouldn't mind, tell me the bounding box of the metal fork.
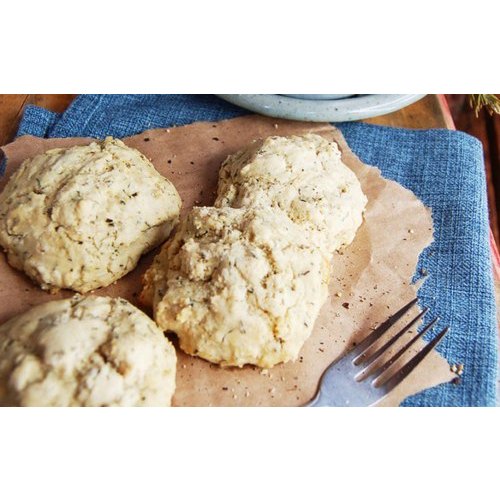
[305,298,450,406]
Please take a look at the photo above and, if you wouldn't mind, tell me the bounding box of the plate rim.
[215,94,426,122]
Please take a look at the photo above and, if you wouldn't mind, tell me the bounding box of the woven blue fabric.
[12,94,498,406]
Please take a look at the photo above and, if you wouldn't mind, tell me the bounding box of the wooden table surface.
[0,94,498,402]
[0,94,451,144]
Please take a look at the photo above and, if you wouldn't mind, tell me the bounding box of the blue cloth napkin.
[9,94,498,406]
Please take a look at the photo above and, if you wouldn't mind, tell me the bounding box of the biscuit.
[0,137,181,292]
[0,295,176,406]
[142,206,330,368]
[215,134,367,254]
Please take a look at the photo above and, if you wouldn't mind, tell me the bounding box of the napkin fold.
[9,94,499,406]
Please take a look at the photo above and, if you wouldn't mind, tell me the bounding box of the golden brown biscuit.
[142,207,330,368]
[0,295,176,406]
[216,134,366,254]
[0,137,181,292]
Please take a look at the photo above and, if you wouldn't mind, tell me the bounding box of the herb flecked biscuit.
[215,134,367,254]
[0,137,181,292]
[0,295,177,406]
[141,206,330,368]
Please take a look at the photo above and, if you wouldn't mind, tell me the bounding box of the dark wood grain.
[0,94,449,144]
[0,94,76,146]
[486,108,500,242]
[446,94,500,244]
[0,94,29,146]
[365,94,448,129]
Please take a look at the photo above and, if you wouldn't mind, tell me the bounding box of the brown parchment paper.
[0,115,455,406]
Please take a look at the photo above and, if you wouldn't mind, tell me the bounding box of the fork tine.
[374,326,450,392]
[353,307,428,369]
[366,316,439,382]
[352,298,418,363]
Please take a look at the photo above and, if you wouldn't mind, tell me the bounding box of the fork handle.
[303,390,330,407]
[303,355,363,406]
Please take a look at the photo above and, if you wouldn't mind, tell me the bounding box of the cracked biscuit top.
[215,134,367,254]
[141,206,330,368]
[0,295,177,406]
[0,137,181,292]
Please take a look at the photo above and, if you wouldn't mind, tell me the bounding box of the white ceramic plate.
[216,94,426,122]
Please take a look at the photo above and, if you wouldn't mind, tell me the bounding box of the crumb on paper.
[261,369,269,376]
[335,292,342,297]
[245,391,250,398]
[342,302,350,310]
[408,229,415,234]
